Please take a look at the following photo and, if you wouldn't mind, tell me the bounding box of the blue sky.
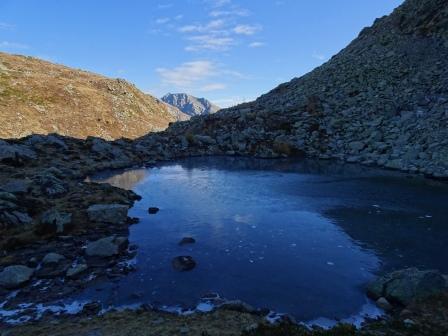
[0,0,403,107]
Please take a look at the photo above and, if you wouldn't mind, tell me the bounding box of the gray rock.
[195,135,216,145]
[37,209,72,235]
[35,172,67,196]
[0,265,34,289]
[219,300,255,313]
[85,236,128,258]
[1,179,32,193]
[24,134,68,149]
[376,297,393,311]
[91,138,129,162]
[171,256,196,271]
[87,204,129,224]
[367,268,447,306]
[66,264,88,279]
[42,253,66,265]
[0,141,37,163]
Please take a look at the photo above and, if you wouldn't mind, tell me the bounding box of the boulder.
[85,236,128,258]
[1,179,32,193]
[35,171,67,196]
[42,253,66,265]
[367,268,447,306]
[0,141,37,164]
[24,134,68,149]
[87,204,129,224]
[219,300,256,314]
[37,209,72,235]
[0,210,32,230]
[66,264,88,279]
[172,256,196,271]
[0,265,34,289]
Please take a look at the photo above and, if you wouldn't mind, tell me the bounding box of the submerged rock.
[172,256,196,271]
[367,268,447,306]
[87,204,129,224]
[85,236,128,258]
[148,207,159,214]
[0,265,34,289]
[178,237,196,246]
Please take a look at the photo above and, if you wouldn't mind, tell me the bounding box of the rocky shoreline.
[1,133,448,335]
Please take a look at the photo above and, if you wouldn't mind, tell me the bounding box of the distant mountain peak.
[161,93,220,117]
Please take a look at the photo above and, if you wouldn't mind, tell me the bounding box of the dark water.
[88,157,448,322]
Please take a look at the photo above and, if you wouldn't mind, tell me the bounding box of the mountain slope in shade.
[0,52,179,140]
[161,93,220,117]
[148,0,448,178]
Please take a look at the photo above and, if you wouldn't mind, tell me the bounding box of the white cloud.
[209,8,249,17]
[157,3,173,9]
[156,60,217,87]
[206,0,231,7]
[0,41,29,50]
[312,52,326,61]
[200,83,227,91]
[248,41,265,48]
[233,24,261,35]
[179,19,226,33]
[155,60,246,95]
[186,34,235,52]
[155,17,170,24]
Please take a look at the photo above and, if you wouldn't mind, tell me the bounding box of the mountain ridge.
[161,93,220,117]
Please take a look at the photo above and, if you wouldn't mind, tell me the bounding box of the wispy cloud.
[209,8,249,17]
[312,52,326,61]
[0,41,29,50]
[248,41,265,48]
[200,83,227,91]
[157,3,173,9]
[205,0,231,8]
[233,24,261,35]
[0,22,15,30]
[155,17,171,24]
[179,19,226,33]
[174,1,262,53]
[156,60,217,87]
[156,60,244,94]
[185,35,235,52]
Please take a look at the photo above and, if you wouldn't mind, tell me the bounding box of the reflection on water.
[87,169,147,190]
[88,157,448,321]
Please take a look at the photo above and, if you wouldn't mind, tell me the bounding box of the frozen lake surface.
[87,157,448,322]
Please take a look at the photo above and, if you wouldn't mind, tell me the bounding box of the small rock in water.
[178,237,196,246]
[172,256,196,271]
[148,207,159,214]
